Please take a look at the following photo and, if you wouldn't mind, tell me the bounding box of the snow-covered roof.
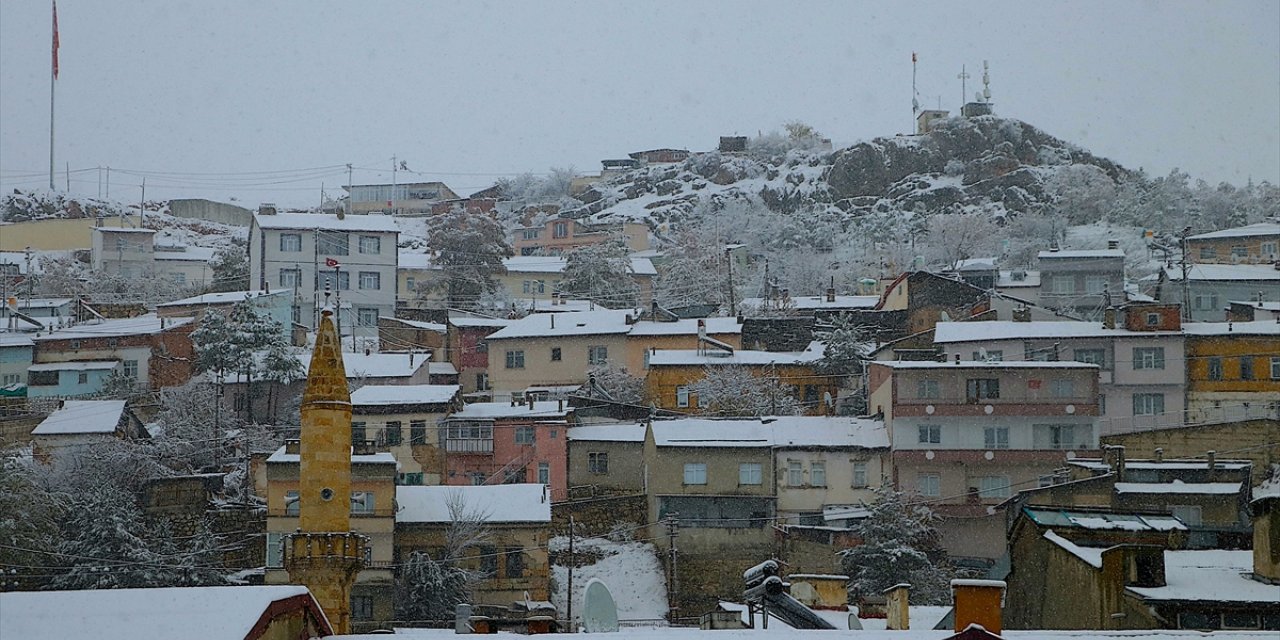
[449,315,512,328]
[570,417,889,449]
[954,257,998,271]
[153,246,218,262]
[350,384,460,406]
[399,251,433,269]
[1113,481,1242,495]
[27,360,119,372]
[254,212,399,233]
[0,585,318,640]
[627,317,744,336]
[932,320,1178,343]
[1128,550,1279,604]
[0,333,35,348]
[486,309,634,340]
[738,295,880,310]
[646,344,822,367]
[1043,529,1104,568]
[1037,249,1125,259]
[872,359,1098,369]
[1162,263,1280,281]
[503,256,568,273]
[429,361,458,376]
[94,226,156,234]
[630,256,657,276]
[449,400,573,420]
[1228,300,1280,311]
[317,352,429,379]
[156,289,289,308]
[266,445,396,465]
[521,298,611,313]
[32,400,128,435]
[1180,321,1280,336]
[1069,458,1252,471]
[383,317,447,332]
[1187,221,1280,240]
[396,484,551,523]
[33,314,193,341]
[8,297,73,309]
[1024,507,1186,531]
[998,269,1041,287]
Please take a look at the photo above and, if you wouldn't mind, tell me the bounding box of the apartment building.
[643,342,834,415]
[1186,221,1280,264]
[1182,321,1280,423]
[1037,247,1126,320]
[868,359,1100,561]
[343,181,459,215]
[437,400,575,499]
[249,212,399,335]
[512,218,649,256]
[29,314,196,398]
[349,384,463,485]
[1156,264,1280,321]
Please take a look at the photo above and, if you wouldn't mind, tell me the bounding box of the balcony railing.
[446,438,493,454]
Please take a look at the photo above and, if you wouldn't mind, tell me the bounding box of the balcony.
[446,438,494,454]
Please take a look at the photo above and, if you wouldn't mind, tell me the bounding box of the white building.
[249,212,399,336]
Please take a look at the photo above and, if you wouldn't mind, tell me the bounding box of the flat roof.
[32,400,127,435]
[157,289,289,308]
[1037,249,1125,259]
[933,320,1178,343]
[396,484,551,523]
[1187,221,1280,240]
[350,384,460,406]
[871,359,1098,369]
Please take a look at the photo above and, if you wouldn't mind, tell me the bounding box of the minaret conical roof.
[303,309,350,406]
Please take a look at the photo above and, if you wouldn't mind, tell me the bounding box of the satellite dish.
[581,579,619,633]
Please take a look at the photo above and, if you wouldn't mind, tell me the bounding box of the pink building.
[440,400,574,500]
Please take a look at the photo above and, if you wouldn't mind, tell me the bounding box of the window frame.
[1132,392,1165,416]
[918,424,941,445]
[787,460,804,487]
[739,462,763,486]
[356,307,378,327]
[278,233,302,252]
[809,461,826,487]
[357,271,381,290]
[514,425,536,445]
[1133,347,1166,370]
[357,235,381,255]
[984,426,1010,449]
[851,461,868,488]
[683,462,707,485]
[588,345,608,366]
[588,451,609,474]
[505,350,525,369]
[917,472,941,497]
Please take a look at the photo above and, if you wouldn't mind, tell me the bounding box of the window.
[475,373,489,390]
[285,490,299,516]
[400,472,424,486]
[978,476,1011,498]
[918,424,941,444]
[279,233,302,252]
[351,421,367,444]
[1170,505,1203,526]
[77,372,89,385]
[852,461,868,488]
[358,235,381,254]
[1050,378,1075,398]
[351,595,374,621]
[317,230,348,255]
[479,545,498,576]
[522,280,532,294]
[1192,293,1218,311]
[553,221,569,238]
[505,547,525,578]
[683,462,707,485]
[357,307,378,327]
[123,360,139,378]
[1178,612,1220,630]
[1133,393,1165,416]
[1271,356,1280,380]
[1197,246,1217,260]
[522,228,539,240]
[1240,356,1255,380]
[1,373,20,386]
[916,378,940,399]
[351,491,374,514]
[1133,347,1165,370]
[171,272,186,285]
[29,370,57,386]
[676,386,690,408]
[537,462,550,485]
[1231,245,1248,259]
[810,461,826,487]
[514,426,535,445]
[1207,357,1223,381]
[917,473,940,497]
[384,420,402,446]
[1085,275,1107,294]
[1145,312,1160,326]
[319,270,350,290]
[265,532,283,568]
[787,461,804,487]
[535,280,546,294]
[1049,424,1078,449]
[984,426,1010,449]
[404,276,415,291]
[409,420,427,445]
[966,378,999,402]
[358,271,380,290]
[550,347,562,362]
[1051,275,1074,294]
[1222,612,1260,630]
[1073,348,1106,369]
[739,463,762,485]
[279,268,301,288]
[588,452,608,474]
[70,339,81,350]
[505,350,525,369]
[588,345,608,365]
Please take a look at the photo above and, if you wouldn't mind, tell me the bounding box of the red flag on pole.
[325,257,340,268]
[52,1,60,79]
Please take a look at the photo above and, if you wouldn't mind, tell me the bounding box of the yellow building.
[1183,322,1280,423]
[643,343,835,415]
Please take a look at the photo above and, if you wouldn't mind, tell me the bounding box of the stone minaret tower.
[285,307,366,633]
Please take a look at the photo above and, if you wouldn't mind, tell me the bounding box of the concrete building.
[28,315,196,398]
[868,359,1101,562]
[349,383,462,485]
[90,227,217,289]
[1186,221,1280,264]
[1182,321,1280,423]
[437,400,575,500]
[1037,247,1126,320]
[643,342,834,415]
[1156,264,1280,322]
[344,181,459,216]
[512,218,649,257]
[249,212,399,336]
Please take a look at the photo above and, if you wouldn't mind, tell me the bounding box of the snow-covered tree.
[426,209,513,310]
[656,227,728,310]
[49,487,169,590]
[208,238,249,293]
[688,365,801,417]
[152,379,239,471]
[0,455,66,583]
[260,338,305,421]
[814,314,872,377]
[560,240,638,307]
[192,300,290,422]
[587,363,645,405]
[396,493,492,621]
[839,489,954,604]
[920,213,1003,271]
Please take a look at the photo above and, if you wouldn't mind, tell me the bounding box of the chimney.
[1108,240,1119,250]
[550,314,555,330]
[827,276,836,303]
[1154,447,1163,462]
[529,396,536,411]
[951,579,1005,635]
[954,353,961,365]
[1206,450,1216,481]
[510,397,517,407]
[1103,307,1117,330]
[1115,445,1126,482]
[883,584,910,630]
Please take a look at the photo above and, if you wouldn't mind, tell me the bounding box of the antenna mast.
[982,60,992,102]
[912,52,920,130]
[957,65,970,108]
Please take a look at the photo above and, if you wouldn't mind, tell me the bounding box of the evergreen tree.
[426,209,513,310]
[208,239,249,293]
[395,551,474,622]
[50,488,167,590]
[839,489,954,604]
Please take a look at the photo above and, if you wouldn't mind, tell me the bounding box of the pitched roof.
[1113,481,1242,495]
[32,314,193,341]
[1180,321,1280,336]
[485,309,634,340]
[1162,263,1280,281]
[932,320,1178,343]
[32,400,127,435]
[448,401,573,420]
[254,212,399,233]
[265,445,396,465]
[628,317,743,336]
[1037,249,1125,259]
[350,384,460,406]
[568,417,890,449]
[396,484,551,523]
[871,359,1098,369]
[157,289,289,308]
[646,343,823,367]
[1187,221,1280,240]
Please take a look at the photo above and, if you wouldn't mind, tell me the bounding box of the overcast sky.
[1,0,1277,207]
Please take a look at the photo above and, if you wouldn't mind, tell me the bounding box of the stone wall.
[550,492,647,538]
[1102,418,1279,484]
[168,199,252,227]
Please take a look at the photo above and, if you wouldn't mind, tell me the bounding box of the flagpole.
[49,1,58,191]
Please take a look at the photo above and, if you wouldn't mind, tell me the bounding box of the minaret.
[285,306,366,633]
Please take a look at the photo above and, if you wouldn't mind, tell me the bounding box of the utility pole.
[23,247,34,310]
[139,177,146,227]
[725,247,736,316]
[666,513,680,621]
[105,166,110,198]
[346,163,353,216]
[1179,226,1192,321]
[567,515,575,630]
[391,155,397,215]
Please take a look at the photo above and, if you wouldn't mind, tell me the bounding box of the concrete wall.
[1102,418,1280,485]
[168,199,252,227]
[0,216,141,251]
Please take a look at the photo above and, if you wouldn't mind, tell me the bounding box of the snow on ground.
[377,627,1274,639]
[549,536,668,624]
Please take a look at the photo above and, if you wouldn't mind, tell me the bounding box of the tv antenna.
[982,60,992,102]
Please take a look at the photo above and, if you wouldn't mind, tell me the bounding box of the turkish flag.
[325,257,340,268]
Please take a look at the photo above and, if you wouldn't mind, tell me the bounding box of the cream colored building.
[349,384,462,485]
